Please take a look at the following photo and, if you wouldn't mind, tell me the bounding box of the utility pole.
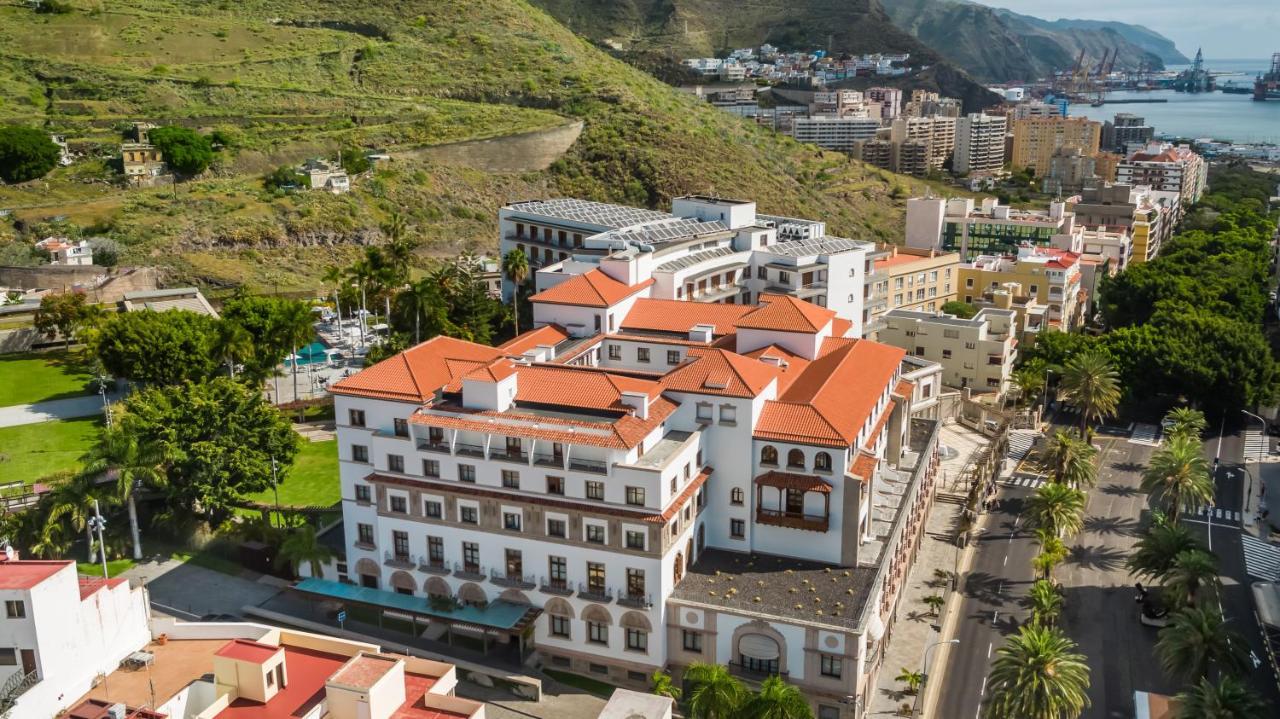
[914,638,959,717]
[89,499,109,579]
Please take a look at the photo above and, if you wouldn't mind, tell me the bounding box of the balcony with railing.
[490,569,537,589]
[577,582,614,603]
[539,576,574,596]
[454,442,485,458]
[417,440,451,454]
[384,550,415,569]
[617,591,654,609]
[533,452,565,469]
[453,561,487,581]
[569,457,608,475]
[490,447,527,464]
[755,507,830,533]
[418,556,450,575]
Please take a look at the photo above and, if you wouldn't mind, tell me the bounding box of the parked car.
[1135,584,1170,627]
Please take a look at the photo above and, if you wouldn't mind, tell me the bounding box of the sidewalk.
[868,424,991,717]
[0,393,112,427]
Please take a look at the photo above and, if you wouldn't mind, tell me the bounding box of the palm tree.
[501,248,530,335]
[741,675,812,719]
[212,320,254,380]
[395,278,444,345]
[274,300,315,405]
[1175,676,1269,719]
[382,212,418,287]
[1032,528,1069,581]
[1141,435,1213,524]
[896,667,924,695]
[684,662,748,719]
[650,670,682,702]
[1027,579,1063,626]
[1043,431,1097,489]
[79,425,167,560]
[1127,523,1202,582]
[1163,549,1220,608]
[1013,365,1046,409]
[985,625,1090,719]
[922,594,946,616]
[277,525,335,578]
[1163,407,1208,441]
[1028,482,1086,538]
[1059,351,1121,437]
[1156,607,1247,680]
[41,471,105,562]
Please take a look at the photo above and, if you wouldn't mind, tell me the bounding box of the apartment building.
[902,91,961,119]
[905,196,1078,261]
[865,246,961,337]
[1010,116,1102,176]
[889,116,956,171]
[792,117,882,151]
[1101,113,1155,153]
[499,196,873,335]
[865,87,902,119]
[878,308,1018,395]
[325,290,943,718]
[970,284,1050,343]
[0,557,150,716]
[1044,147,1098,194]
[958,246,1085,331]
[1010,102,1064,120]
[1071,183,1177,263]
[953,113,1008,176]
[1117,142,1207,207]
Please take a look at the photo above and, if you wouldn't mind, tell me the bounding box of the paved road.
[0,393,112,427]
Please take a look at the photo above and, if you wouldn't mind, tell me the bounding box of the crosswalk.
[1242,534,1280,580]
[1244,430,1271,461]
[1189,505,1242,523]
[1007,430,1038,462]
[1128,423,1162,446]
[1001,475,1047,490]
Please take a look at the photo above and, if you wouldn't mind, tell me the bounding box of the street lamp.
[913,638,960,717]
[1041,368,1056,420]
[96,375,112,430]
[87,499,109,579]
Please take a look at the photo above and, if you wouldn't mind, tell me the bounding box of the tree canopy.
[0,125,61,183]
[940,300,977,319]
[149,125,215,176]
[119,377,299,524]
[92,309,222,385]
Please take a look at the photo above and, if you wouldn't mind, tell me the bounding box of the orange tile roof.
[742,344,811,395]
[893,379,915,398]
[831,317,853,338]
[0,560,71,589]
[516,365,664,408]
[621,299,754,336]
[410,395,677,449]
[850,452,879,481]
[734,294,836,333]
[78,576,127,600]
[754,471,833,494]
[498,324,570,355]
[661,348,779,398]
[862,401,896,451]
[461,358,517,383]
[529,269,653,308]
[330,336,503,403]
[754,340,903,447]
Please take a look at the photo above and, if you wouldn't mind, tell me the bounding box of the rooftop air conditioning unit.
[107,704,128,719]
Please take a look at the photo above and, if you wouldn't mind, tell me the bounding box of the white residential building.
[878,308,1018,395]
[0,557,150,717]
[953,114,1008,176]
[498,196,873,336]
[323,290,943,718]
[1116,142,1207,207]
[791,117,881,151]
[303,158,352,194]
[34,237,93,266]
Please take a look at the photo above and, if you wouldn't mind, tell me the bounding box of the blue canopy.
[294,578,538,631]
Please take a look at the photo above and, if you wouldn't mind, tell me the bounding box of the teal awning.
[294,578,539,632]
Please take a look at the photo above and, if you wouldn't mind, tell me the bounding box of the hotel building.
[904,196,1078,261]
[323,286,943,718]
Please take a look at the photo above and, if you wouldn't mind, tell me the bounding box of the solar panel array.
[766,235,872,257]
[506,199,669,229]
[656,246,739,272]
[612,217,729,246]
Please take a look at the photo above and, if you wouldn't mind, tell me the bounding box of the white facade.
[0,559,150,718]
[953,114,1008,176]
[791,117,881,151]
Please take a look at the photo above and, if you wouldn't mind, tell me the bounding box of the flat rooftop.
[76,638,230,710]
[504,199,669,229]
[669,549,877,631]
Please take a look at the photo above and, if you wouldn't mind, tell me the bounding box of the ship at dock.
[1255,53,1280,101]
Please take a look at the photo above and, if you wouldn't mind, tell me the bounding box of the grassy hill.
[0,0,954,291]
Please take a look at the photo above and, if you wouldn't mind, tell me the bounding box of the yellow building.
[866,246,961,336]
[958,246,1085,331]
[1011,117,1102,177]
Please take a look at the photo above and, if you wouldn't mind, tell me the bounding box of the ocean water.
[1067,59,1280,144]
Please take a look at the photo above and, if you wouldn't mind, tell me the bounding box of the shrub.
[148,126,214,176]
[0,125,61,183]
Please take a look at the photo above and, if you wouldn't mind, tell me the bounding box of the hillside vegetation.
[882,0,1176,83]
[0,0,944,291]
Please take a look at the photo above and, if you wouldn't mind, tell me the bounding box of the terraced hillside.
[0,0,943,291]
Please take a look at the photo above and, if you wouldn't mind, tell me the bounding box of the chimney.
[689,324,715,343]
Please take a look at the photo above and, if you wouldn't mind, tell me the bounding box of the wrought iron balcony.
[539,576,573,596]
[418,557,450,575]
[569,457,608,475]
[578,582,614,603]
[617,591,653,609]
[383,550,414,569]
[454,443,485,458]
[533,452,564,468]
[453,562,486,581]
[490,569,537,589]
[490,448,528,463]
[417,441,451,454]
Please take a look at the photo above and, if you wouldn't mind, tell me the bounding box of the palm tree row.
[655,664,812,719]
[985,625,1091,719]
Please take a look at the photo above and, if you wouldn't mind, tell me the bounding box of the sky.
[982,1,1279,60]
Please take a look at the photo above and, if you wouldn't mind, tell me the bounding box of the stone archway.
[730,619,790,674]
[355,558,379,576]
[543,597,575,619]
[424,576,450,598]
[390,571,416,594]
[499,588,532,605]
[581,603,613,626]
[619,610,652,632]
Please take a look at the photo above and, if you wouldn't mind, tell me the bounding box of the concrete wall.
[0,265,157,303]
[409,122,583,173]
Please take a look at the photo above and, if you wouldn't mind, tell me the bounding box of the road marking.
[979,676,987,697]
[1003,554,1008,566]
[987,642,993,659]
[992,610,999,624]
[997,581,1003,595]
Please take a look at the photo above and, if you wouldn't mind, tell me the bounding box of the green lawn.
[0,417,101,485]
[0,351,96,407]
[246,439,338,508]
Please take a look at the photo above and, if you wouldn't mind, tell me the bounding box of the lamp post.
[1041,368,1056,421]
[96,375,112,430]
[914,638,959,718]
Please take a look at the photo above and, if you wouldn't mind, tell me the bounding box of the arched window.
[787,449,805,469]
[814,452,832,472]
[760,445,778,465]
[730,487,744,505]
